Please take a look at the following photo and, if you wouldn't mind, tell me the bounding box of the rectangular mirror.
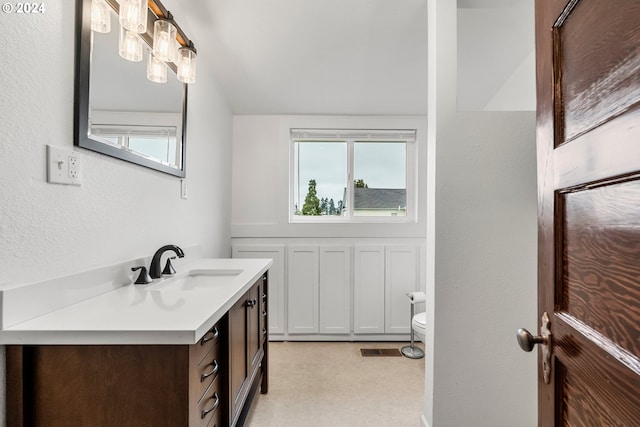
[75,0,188,177]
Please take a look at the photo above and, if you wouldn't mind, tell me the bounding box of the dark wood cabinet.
[228,274,268,427]
[6,274,269,427]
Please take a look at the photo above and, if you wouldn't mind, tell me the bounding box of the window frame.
[289,129,417,223]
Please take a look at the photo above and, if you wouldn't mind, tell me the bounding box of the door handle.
[516,329,547,352]
[517,312,552,384]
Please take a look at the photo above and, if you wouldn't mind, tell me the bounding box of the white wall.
[0,1,233,424]
[424,1,538,426]
[431,112,538,426]
[457,1,535,111]
[231,115,428,238]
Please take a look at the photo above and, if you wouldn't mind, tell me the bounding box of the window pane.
[353,142,407,217]
[129,135,177,165]
[293,141,347,217]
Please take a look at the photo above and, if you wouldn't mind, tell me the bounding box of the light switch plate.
[47,145,82,186]
[180,179,188,199]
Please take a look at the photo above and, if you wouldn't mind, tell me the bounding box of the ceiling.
[185,0,428,116]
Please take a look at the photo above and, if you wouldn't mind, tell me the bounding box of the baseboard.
[268,334,413,342]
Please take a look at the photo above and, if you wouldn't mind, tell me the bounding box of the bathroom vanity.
[2,258,271,427]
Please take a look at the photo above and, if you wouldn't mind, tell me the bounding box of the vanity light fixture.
[119,0,147,33]
[90,0,111,33]
[177,42,197,84]
[92,0,197,83]
[119,25,143,62]
[147,51,168,83]
[152,17,177,63]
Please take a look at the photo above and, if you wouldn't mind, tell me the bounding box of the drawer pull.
[200,327,219,345]
[246,299,257,308]
[201,360,219,383]
[262,328,267,336]
[262,293,267,300]
[201,392,220,419]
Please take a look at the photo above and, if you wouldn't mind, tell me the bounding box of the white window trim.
[289,128,417,224]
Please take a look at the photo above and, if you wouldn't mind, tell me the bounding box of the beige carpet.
[245,341,425,427]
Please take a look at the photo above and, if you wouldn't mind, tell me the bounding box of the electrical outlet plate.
[47,145,82,186]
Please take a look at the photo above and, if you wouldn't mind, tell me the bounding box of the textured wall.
[432,111,538,426]
[457,2,535,111]
[424,1,538,426]
[0,2,233,424]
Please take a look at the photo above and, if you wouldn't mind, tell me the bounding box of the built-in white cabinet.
[353,246,386,334]
[232,245,285,335]
[319,246,351,334]
[385,246,419,334]
[288,245,351,335]
[232,239,424,340]
[353,245,420,335]
[287,246,319,334]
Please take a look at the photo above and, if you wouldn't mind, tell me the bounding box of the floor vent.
[360,348,402,357]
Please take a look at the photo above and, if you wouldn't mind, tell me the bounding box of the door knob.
[516,328,547,352]
[516,312,553,384]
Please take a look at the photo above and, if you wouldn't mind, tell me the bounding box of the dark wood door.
[247,281,262,374]
[535,0,640,425]
[229,293,248,424]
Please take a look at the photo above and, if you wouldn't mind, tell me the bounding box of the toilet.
[412,310,426,343]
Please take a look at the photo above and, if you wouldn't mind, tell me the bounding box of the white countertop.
[0,258,272,345]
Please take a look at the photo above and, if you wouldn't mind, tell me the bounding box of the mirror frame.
[74,0,188,177]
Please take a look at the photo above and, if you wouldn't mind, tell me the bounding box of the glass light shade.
[119,0,147,33]
[91,0,111,33]
[152,20,177,63]
[147,52,167,83]
[177,47,197,84]
[119,26,143,62]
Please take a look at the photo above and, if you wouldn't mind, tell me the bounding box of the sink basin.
[148,269,242,292]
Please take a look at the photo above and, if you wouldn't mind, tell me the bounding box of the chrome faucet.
[149,245,185,279]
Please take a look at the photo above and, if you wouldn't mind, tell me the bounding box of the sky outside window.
[354,142,406,188]
[293,141,347,214]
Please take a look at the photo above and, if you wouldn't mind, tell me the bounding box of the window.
[290,129,416,222]
[91,124,180,167]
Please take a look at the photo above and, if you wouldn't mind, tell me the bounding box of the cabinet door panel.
[354,246,386,334]
[232,245,285,335]
[319,246,351,334]
[287,246,319,334]
[228,295,247,422]
[385,246,419,334]
[247,282,262,374]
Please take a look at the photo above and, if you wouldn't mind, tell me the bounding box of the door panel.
[555,0,640,143]
[385,246,418,334]
[319,246,351,334]
[287,246,319,334]
[560,180,640,359]
[536,0,640,425]
[229,295,247,421]
[353,245,385,334]
[247,283,261,373]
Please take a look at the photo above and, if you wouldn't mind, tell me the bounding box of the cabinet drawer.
[195,343,222,401]
[197,375,223,427]
[206,404,223,427]
[192,324,220,365]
